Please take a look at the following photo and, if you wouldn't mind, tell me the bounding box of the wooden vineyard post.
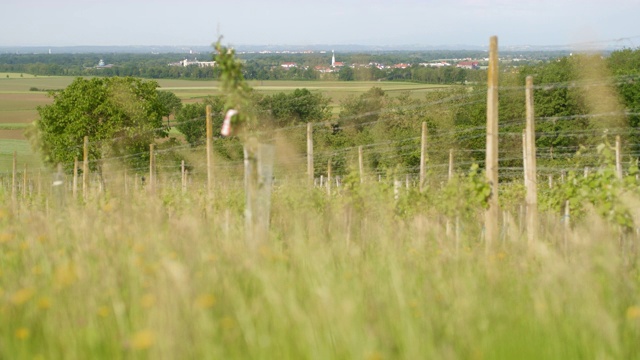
[420,121,427,192]
[83,136,88,201]
[448,149,454,182]
[11,151,16,203]
[307,123,314,186]
[243,139,275,250]
[206,104,213,198]
[522,130,527,186]
[72,158,78,199]
[615,135,622,180]
[525,75,538,244]
[22,164,27,200]
[485,35,500,250]
[181,160,187,193]
[327,158,332,196]
[358,145,364,183]
[149,144,155,194]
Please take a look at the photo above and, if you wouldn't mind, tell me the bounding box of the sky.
[1,0,639,49]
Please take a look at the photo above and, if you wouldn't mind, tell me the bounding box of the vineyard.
[1,39,640,359]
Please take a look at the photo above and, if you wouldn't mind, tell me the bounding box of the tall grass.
[1,172,639,359]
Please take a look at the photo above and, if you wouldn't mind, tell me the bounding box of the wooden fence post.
[327,158,332,196]
[615,135,622,180]
[72,158,78,199]
[358,145,364,184]
[307,122,314,186]
[23,163,29,200]
[11,151,16,203]
[485,35,500,250]
[525,75,538,244]
[448,148,454,182]
[420,121,427,192]
[83,136,88,200]
[181,160,187,193]
[149,144,155,194]
[206,104,213,197]
[522,130,527,186]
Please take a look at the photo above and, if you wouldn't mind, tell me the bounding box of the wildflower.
[15,327,30,340]
[0,233,13,244]
[220,316,235,330]
[11,288,34,306]
[140,294,156,308]
[37,297,51,310]
[97,306,110,318]
[194,294,216,309]
[130,329,155,350]
[54,263,77,288]
[627,305,640,320]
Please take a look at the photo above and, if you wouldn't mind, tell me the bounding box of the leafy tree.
[338,66,354,81]
[338,87,387,131]
[175,96,225,146]
[257,88,331,127]
[157,90,183,127]
[33,77,168,172]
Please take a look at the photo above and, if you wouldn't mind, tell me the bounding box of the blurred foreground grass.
[0,180,639,359]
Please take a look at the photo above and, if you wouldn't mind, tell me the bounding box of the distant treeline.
[0,50,567,83]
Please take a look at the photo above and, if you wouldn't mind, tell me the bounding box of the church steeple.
[331,50,335,67]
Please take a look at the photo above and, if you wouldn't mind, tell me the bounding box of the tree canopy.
[34,76,168,171]
[257,88,332,127]
[175,96,225,147]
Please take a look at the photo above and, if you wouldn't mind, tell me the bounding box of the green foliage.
[33,76,167,171]
[434,163,491,219]
[175,96,225,147]
[339,87,387,127]
[156,90,182,127]
[257,88,331,127]
[540,137,639,229]
[214,39,256,134]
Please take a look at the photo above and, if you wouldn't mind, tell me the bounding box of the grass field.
[0,166,638,359]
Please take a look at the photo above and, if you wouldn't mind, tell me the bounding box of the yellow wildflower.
[140,294,156,308]
[11,288,34,306]
[130,329,155,350]
[37,297,51,310]
[194,294,216,309]
[221,316,235,330]
[54,263,77,288]
[15,327,30,340]
[0,233,13,244]
[627,305,640,320]
[97,306,110,318]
